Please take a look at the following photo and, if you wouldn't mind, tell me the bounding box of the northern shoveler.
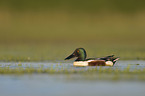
[64,48,119,66]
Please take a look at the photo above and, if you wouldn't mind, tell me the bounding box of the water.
[0,60,145,96]
[0,60,145,70]
[0,75,145,96]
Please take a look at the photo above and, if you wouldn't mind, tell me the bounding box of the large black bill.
[64,53,76,60]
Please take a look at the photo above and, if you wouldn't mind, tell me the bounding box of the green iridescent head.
[65,48,87,61]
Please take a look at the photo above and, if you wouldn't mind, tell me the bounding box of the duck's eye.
[77,50,79,52]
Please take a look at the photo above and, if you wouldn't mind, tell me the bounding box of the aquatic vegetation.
[0,64,145,81]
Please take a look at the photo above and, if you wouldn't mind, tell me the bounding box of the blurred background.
[0,0,145,61]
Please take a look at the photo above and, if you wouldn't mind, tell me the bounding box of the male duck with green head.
[65,48,119,66]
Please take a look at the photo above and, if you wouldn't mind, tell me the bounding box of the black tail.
[102,55,119,65]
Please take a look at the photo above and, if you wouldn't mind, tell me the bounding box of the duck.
[64,48,119,66]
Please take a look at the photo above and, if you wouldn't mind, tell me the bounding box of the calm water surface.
[0,60,145,96]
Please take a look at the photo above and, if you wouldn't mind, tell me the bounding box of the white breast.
[73,61,88,66]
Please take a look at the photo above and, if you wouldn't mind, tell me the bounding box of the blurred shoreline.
[0,0,145,61]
